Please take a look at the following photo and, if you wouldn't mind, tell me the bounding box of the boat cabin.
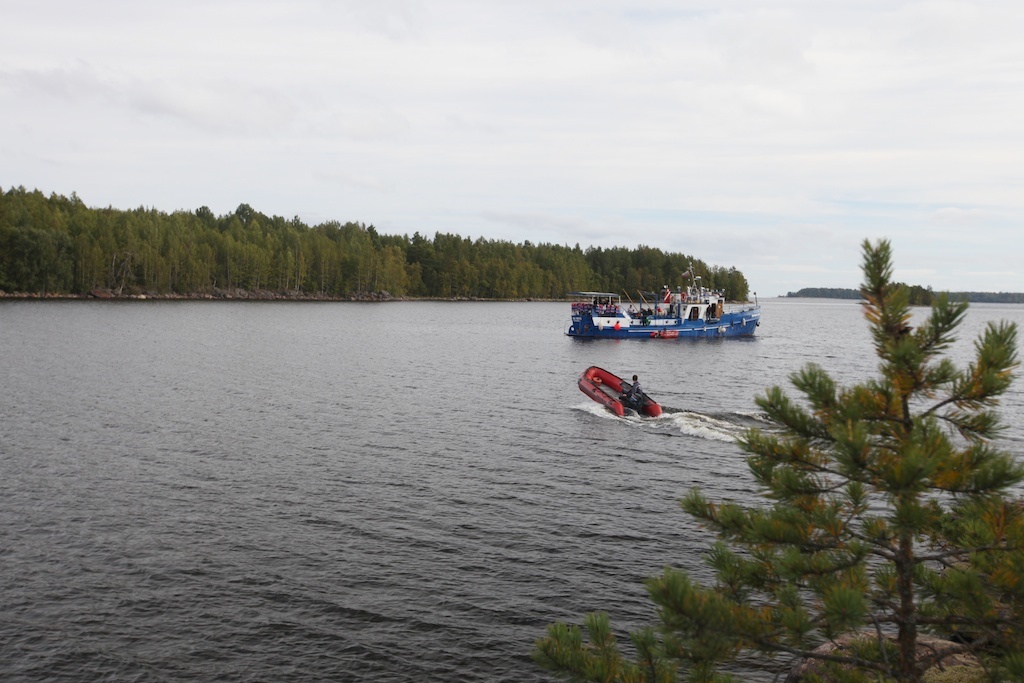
[568,286,725,328]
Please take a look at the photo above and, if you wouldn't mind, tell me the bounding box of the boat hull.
[578,366,662,417]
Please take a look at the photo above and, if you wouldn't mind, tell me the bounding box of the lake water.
[3,298,1024,682]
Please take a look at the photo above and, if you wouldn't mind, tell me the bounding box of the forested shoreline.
[787,286,1024,304]
[0,186,751,302]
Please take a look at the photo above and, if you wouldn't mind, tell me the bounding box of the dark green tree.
[0,187,754,300]
[535,239,1024,683]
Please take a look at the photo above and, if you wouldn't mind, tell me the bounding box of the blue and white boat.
[565,275,760,339]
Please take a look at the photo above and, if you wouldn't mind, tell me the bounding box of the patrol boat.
[565,274,760,339]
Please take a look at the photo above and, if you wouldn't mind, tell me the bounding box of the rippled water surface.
[3,298,1024,681]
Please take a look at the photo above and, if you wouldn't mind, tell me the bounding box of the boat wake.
[659,408,766,442]
[576,403,771,442]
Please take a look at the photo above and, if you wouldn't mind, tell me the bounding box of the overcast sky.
[3,1,1022,296]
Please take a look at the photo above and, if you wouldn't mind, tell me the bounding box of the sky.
[2,0,1023,297]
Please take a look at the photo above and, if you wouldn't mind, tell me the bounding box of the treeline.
[949,291,1024,304]
[785,287,863,300]
[785,285,1023,305]
[0,187,751,301]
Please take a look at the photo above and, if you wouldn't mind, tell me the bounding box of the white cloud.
[3,0,1024,296]
[929,207,994,226]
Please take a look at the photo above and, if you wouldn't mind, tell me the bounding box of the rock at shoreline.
[3,288,401,302]
[785,633,980,682]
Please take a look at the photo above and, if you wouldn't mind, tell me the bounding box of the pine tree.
[535,240,1024,682]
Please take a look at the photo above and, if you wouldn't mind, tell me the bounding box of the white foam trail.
[576,402,621,420]
[663,411,741,442]
[575,402,745,441]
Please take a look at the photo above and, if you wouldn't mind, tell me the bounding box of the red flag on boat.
[681,270,691,279]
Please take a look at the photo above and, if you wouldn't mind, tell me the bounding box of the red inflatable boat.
[578,366,662,417]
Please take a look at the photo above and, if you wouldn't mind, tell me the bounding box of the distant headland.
[786,287,1024,304]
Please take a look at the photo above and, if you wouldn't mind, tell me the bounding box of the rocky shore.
[0,288,559,302]
[0,288,400,302]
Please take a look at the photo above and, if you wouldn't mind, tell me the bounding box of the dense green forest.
[786,285,1024,305]
[785,287,864,300]
[0,186,751,301]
